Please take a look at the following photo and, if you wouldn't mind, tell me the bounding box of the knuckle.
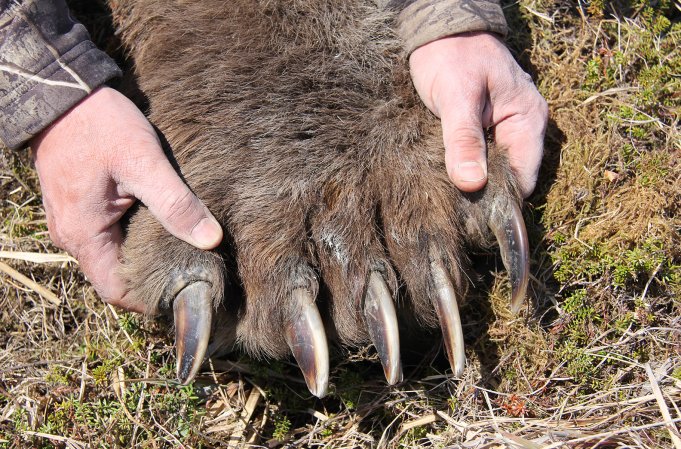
[449,129,485,156]
[452,142,485,160]
[46,218,67,249]
[514,83,548,121]
[527,96,549,129]
[518,69,534,85]
[525,81,547,107]
[75,235,115,286]
[161,188,197,223]
[47,228,64,248]
[537,96,549,118]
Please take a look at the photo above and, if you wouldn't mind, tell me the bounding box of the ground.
[0,0,679,447]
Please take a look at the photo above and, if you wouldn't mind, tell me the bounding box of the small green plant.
[118,313,141,335]
[45,366,70,385]
[401,426,429,445]
[672,367,681,382]
[558,343,598,385]
[272,414,291,441]
[158,361,176,378]
[90,356,123,385]
[336,368,365,410]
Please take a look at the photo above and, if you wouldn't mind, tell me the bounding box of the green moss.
[319,426,334,438]
[36,381,206,446]
[614,312,637,333]
[154,384,205,440]
[552,237,673,292]
[557,344,599,385]
[447,397,460,412]
[563,289,601,326]
[583,57,603,91]
[620,143,637,168]
[158,361,175,378]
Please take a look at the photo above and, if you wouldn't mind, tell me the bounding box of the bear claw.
[364,271,403,385]
[285,289,330,398]
[174,281,213,384]
[488,200,530,315]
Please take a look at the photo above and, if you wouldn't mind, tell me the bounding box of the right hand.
[409,32,548,198]
[31,86,223,312]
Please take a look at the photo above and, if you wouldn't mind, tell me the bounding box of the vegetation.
[1,0,679,447]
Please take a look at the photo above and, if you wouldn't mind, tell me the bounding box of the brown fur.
[112,0,521,359]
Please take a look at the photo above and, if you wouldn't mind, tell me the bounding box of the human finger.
[493,84,548,197]
[122,149,224,250]
[440,85,489,192]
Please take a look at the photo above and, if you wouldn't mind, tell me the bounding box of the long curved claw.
[429,254,466,377]
[364,271,402,385]
[489,201,529,314]
[285,289,329,398]
[174,281,213,384]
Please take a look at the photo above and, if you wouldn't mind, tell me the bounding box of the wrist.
[32,86,108,147]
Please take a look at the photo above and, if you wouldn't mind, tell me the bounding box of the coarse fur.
[112,0,522,360]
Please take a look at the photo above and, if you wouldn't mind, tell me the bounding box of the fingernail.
[456,161,486,183]
[191,217,223,248]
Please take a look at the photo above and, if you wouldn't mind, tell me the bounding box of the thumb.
[440,94,488,192]
[130,154,223,250]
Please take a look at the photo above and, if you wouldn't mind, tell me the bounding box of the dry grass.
[1,0,680,447]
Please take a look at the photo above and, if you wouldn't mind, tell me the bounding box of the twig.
[0,250,76,264]
[498,430,543,449]
[20,431,87,449]
[640,261,663,303]
[645,363,681,449]
[400,413,437,432]
[112,369,148,431]
[0,359,72,375]
[0,261,61,305]
[78,360,87,403]
[378,399,412,448]
[228,387,262,447]
[435,410,467,433]
[520,4,554,23]
[542,417,681,449]
[581,86,640,105]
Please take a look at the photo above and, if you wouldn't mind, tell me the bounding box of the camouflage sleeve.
[0,0,121,150]
[389,0,508,55]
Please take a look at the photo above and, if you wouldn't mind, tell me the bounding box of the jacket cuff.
[0,0,122,150]
[397,0,508,55]
[0,43,121,150]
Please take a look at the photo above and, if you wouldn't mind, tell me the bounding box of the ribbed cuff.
[397,0,508,55]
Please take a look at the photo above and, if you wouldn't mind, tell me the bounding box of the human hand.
[409,32,548,197]
[31,87,223,312]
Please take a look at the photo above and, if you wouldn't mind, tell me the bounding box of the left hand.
[409,31,548,198]
[31,87,223,311]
